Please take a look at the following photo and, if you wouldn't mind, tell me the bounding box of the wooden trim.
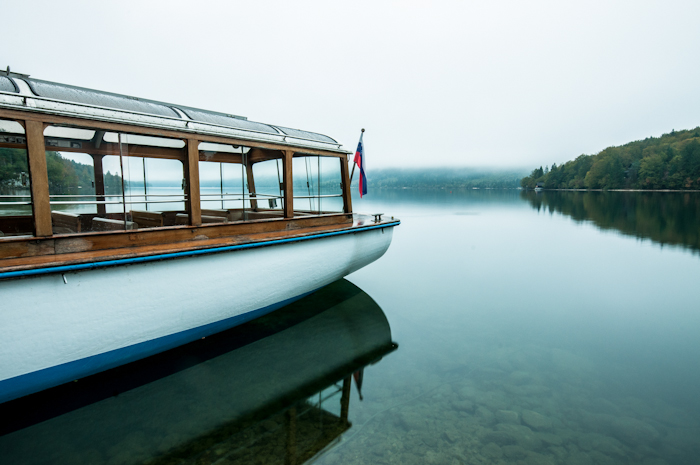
[340,155,352,214]
[245,162,258,211]
[45,141,186,161]
[91,154,107,216]
[0,108,347,158]
[0,213,366,271]
[186,139,202,226]
[198,152,242,164]
[283,150,294,218]
[25,120,52,236]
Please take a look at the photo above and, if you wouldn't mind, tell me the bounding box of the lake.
[1,189,699,465]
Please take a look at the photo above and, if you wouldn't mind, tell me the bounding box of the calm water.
[2,190,700,464]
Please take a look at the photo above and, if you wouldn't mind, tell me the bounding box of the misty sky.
[4,0,700,169]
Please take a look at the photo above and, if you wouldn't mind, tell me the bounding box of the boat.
[0,68,399,404]
[0,279,398,465]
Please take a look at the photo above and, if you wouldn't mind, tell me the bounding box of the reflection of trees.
[522,191,700,252]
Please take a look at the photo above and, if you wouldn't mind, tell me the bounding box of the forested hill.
[521,127,700,190]
[351,168,526,189]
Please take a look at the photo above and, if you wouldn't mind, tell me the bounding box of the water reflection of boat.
[0,279,397,465]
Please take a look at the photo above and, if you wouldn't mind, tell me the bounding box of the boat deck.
[0,214,399,277]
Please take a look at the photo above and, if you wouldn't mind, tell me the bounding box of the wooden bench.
[92,217,137,231]
[131,210,165,228]
[51,211,81,234]
[175,213,226,225]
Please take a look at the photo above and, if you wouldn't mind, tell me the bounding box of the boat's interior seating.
[0,215,34,237]
[51,211,81,234]
[175,213,226,225]
[92,217,137,231]
[201,209,239,222]
[131,210,165,228]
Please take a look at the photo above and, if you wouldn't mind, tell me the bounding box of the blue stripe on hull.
[0,290,314,405]
[0,222,400,281]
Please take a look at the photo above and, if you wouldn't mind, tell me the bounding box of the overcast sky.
[4,0,700,169]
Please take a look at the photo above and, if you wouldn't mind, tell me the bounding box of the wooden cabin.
[0,70,379,274]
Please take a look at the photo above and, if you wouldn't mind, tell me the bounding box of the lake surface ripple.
[1,190,699,465]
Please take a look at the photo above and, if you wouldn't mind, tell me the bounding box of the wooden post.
[25,120,52,236]
[91,154,107,216]
[340,376,352,424]
[283,150,294,218]
[340,156,353,214]
[186,139,202,226]
[245,162,258,211]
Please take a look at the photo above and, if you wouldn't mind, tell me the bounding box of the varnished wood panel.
[283,150,294,218]
[340,155,352,214]
[25,120,52,236]
[186,139,202,226]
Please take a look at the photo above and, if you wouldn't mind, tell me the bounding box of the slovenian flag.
[354,130,367,197]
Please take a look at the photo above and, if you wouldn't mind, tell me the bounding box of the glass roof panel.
[274,126,337,144]
[0,76,17,93]
[179,108,279,135]
[26,79,180,118]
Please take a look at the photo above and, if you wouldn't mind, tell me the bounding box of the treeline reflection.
[522,191,700,252]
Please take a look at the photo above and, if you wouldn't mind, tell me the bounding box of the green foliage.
[522,190,700,253]
[0,148,29,188]
[521,127,700,190]
[1,148,123,193]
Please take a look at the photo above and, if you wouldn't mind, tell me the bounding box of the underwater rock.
[481,431,516,447]
[575,432,625,456]
[475,406,496,425]
[397,411,428,432]
[502,444,527,459]
[609,417,660,445]
[442,429,459,443]
[481,442,503,459]
[579,411,660,445]
[521,410,552,431]
[548,445,567,460]
[523,451,556,465]
[536,432,563,447]
[495,410,520,424]
[451,399,475,413]
[479,392,509,411]
[495,423,542,450]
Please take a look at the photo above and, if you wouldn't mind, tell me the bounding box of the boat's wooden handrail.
[0,216,398,275]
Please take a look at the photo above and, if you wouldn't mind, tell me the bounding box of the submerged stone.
[495,423,542,450]
[502,444,527,459]
[481,431,516,447]
[521,409,552,431]
[481,442,503,459]
[496,410,520,425]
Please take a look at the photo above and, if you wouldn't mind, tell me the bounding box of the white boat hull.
[0,226,394,404]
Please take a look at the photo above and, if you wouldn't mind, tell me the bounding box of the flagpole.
[349,128,364,183]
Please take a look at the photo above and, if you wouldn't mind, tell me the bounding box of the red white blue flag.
[354,131,367,197]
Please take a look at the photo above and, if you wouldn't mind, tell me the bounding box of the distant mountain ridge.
[521,127,700,190]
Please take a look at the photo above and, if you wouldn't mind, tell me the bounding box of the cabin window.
[43,124,186,233]
[198,142,250,223]
[0,119,34,237]
[292,155,344,215]
[251,159,284,217]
